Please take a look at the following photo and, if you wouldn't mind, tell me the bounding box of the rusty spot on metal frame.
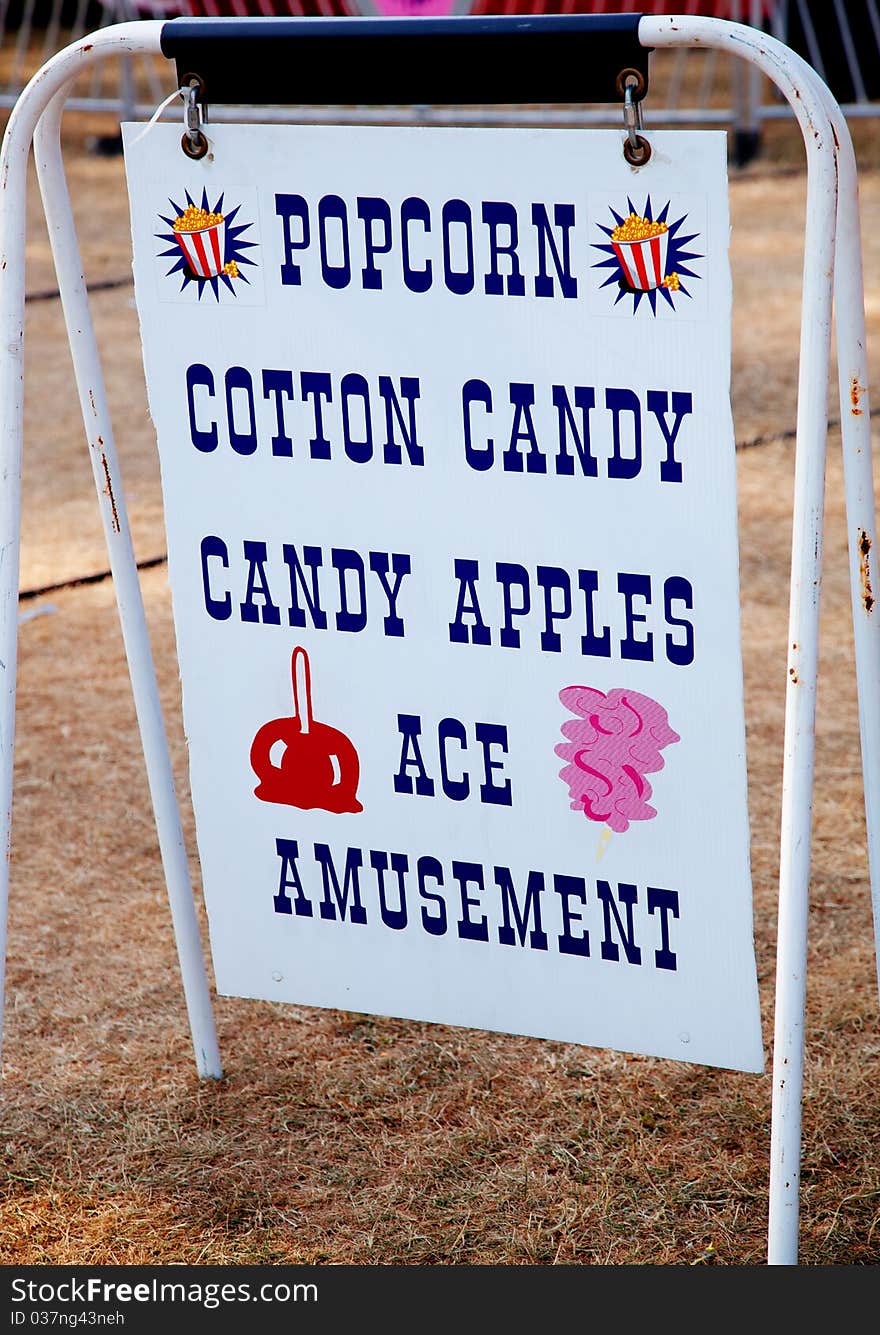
[100,452,121,534]
[88,388,97,416]
[789,667,799,684]
[859,528,875,613]
[850,376,865,415]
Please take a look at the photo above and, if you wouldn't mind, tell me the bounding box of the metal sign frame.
[1,13,877,1267]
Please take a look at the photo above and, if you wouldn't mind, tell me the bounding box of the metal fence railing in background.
[771,0,880,114]
[2,0,879,163]
[1,0,176,122]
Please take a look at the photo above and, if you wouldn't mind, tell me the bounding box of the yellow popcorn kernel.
[611,213,668,243]
[223,260,239,278]
[662,272,680,290]
[173,205,225,232]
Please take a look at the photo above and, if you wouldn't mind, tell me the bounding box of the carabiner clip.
[622,78,651,167]
[181,78,209,161]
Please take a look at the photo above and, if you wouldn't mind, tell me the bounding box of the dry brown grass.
[1,98,879,1268]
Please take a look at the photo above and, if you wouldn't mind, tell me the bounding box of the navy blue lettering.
[495,866,548,950]
[578,570,611,658]
[648,886,679,970]
[300,372,333,460]
[261,369,294,457]
[497,562,530,648]
[315,843,367,924]
[537,566,571,652]
[186,363,217,452]
[357,197,392,290]
[200,535,231,621]
[378,376,423,466]
[225,366,257,456]
[453,860,488,941]
[241,540,281,625]
[532,203,577,298]
[647,389,692,484]
[276,193,309,286]
[317,195,351,289]
[274,838,313,917]
[341,373,372,463]
[664,576,695,666]
[554,875,590,956]
[332,548,367,632]
[438,718,469,802]
[449,559,492,645]
[368,552,411,637]
[618,573,654,661]
[394,715,435,797]
[606,388,642,480]
[282,544,327,630]
[597,880,642,964]
[418,855,446,935]
[442,199,475,295]
[553,385,597,477]
[481,201,525,296]
[269,838,678,972]
[462,379,494,471]
[474,723,512,806]
[371,849,408,930]
[401,197,432,293]
[503,382,546,474]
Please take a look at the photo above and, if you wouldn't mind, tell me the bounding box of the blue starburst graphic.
[592,196,703,314]
[156,189,258,300]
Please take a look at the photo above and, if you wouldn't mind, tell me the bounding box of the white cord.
[129,86,187,147]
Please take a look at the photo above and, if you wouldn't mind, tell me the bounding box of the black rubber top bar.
[160,14,650,109]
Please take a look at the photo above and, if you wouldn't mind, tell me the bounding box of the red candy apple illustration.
[250,647,362,814]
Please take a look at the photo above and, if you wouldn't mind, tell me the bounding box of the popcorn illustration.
[555,685,680,833]
[610,212,670,292]
[157,193,255,299]
[172,204,227,280]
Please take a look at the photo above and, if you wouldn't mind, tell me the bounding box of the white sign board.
[123,122,763,1073]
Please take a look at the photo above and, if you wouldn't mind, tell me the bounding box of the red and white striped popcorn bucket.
[611,228,669,292]
[175,218,226,279]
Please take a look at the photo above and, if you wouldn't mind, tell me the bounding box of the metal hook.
[622,76,651,167]
[180,77,208,161]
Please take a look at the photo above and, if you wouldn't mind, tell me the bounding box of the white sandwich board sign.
[123,121,763,1073]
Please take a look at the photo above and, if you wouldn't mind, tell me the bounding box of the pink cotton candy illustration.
[555,686,680,834]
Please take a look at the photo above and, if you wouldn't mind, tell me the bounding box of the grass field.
[0,96,879,1267]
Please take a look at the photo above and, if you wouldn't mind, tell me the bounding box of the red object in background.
[144,0,776,16]
[250,647,363,814]
[467,2,775,16]
[181,0,357,14]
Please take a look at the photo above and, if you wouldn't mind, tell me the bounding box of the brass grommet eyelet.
[616,67,646,100]
[623,134,652,167]
[181,129,209,160]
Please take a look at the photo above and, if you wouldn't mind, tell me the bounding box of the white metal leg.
[0,23,222,1079]
[818,93,880,1008]
[642,13,879,1266]
[641,14,843,1267]
[33,92,222,1080]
